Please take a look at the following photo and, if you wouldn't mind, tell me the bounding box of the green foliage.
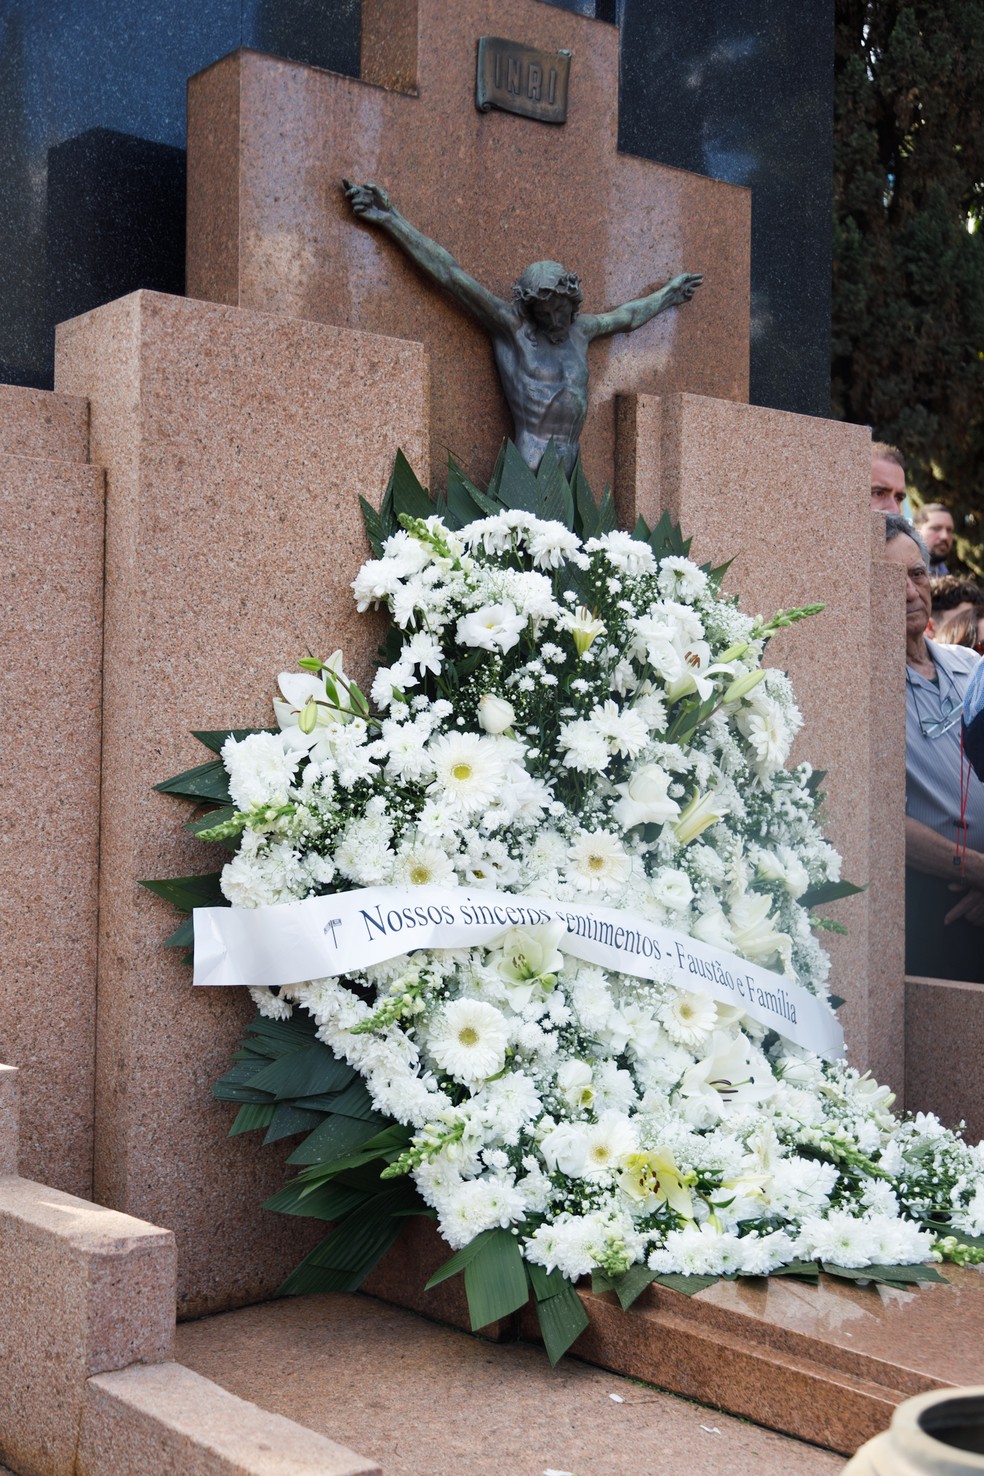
[833,1,984,564]
[360,440,620,547]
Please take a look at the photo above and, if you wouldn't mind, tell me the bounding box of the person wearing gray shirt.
[885,514,984,981]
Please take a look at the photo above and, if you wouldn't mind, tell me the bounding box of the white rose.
[540,1122,589,1176]
[477,694,516,735]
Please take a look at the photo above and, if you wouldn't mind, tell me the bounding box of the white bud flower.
[477,694,516,735]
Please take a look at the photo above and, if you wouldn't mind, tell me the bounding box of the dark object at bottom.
[905,869,984,984]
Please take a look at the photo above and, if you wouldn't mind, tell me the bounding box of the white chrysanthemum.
[526,521,582,569]
[558,718,611,773]
[585,530,656,575]
[437,1175,527,1249]
[795,1210,878,1268]
[567,830,633,891]
[661,990,719,1048]
[428,999,509,1087]
[381,718,431,781]
[427,732,506,813]
[589,700,648,759]
[656,556,709,602]
[221,731,299,811]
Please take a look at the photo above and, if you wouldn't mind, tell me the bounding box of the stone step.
[0,1065,379,1476]
[0,384,89,462]
[175,1291,845,1476]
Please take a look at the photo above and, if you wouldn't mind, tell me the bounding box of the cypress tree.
[833,1,984,560]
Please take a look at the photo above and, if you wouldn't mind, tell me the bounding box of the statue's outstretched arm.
[343,180,513,337]
[581,273,703,340]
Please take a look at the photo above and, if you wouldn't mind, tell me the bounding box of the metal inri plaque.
[476,37,571,124]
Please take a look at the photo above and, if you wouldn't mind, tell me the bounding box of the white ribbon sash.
[193,885,844,1060]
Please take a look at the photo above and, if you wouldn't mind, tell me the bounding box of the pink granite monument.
[0,0,972,1460]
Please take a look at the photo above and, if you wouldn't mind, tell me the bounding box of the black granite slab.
[0,0,830,418]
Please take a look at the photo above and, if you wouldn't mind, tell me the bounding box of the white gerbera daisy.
[428,999,510,1086]
[583,1112,636,1177]
[392,841,457,889]
[567,830,633,891]
[427,732,506,813]
[660,989,719,1048]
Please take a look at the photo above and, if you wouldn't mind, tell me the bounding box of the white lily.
[673,789,730,845]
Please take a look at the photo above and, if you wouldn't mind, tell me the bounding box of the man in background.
[886,514,984,982]
[871,441,907,512]
[930,575,984,635]
[913,503,955,577]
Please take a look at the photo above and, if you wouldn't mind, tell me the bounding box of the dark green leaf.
[590,1269,616,1296]
[328,1077,382,1121]
[185,807,241,849]
[534,1275,590,1366]
[213,1078,278,1106]
[650,1273,720,1296]
[613,1263,658,1311]
[706,557,734,589]
[154,758,231,803]
[828,995,846,1012]
[243,1012,319,1052]
[140,872,225,913]
[263,1179,368,1221]
[494,441,541,513]
[571,458,600,538]
[805,768,828,797]
[389,448,433,521]
[801,879,868,909]
[444,460,499,528]
[291,1124,414,1182]
[360,494,388,557]
[528,1260,571,1303]
[425,1228,500,1290]
[230,1102,277,1135]
[263,1102,326,1144]
[768,1259,821,1281]
[595,484,616,534]
[647,509,692,559]
[821,1262,946,1286]
[163,916,195,950]
[244,1044,352,1102]
[463,1230,530,1330]
[535,443,576,529]
[287,1109,388,1165]
[278,1184,415,1295]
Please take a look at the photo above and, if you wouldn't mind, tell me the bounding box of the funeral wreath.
[149,446,984,1363]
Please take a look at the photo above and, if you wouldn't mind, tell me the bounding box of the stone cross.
[187,0,749,491]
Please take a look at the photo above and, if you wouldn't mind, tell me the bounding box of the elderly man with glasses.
[885,513,984,981]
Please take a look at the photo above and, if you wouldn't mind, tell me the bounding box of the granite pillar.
[905,976,984,1144]
[54,290,428,1314]
[0,384,103,1198]
[615,393,905,1088]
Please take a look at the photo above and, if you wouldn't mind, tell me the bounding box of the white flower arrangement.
[151,450,984,1364]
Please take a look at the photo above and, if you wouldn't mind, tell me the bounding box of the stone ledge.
[0,383,89,461]
[78,1363,381,1476]
[0,1173,175,1476]
[515,1267,984,1456]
